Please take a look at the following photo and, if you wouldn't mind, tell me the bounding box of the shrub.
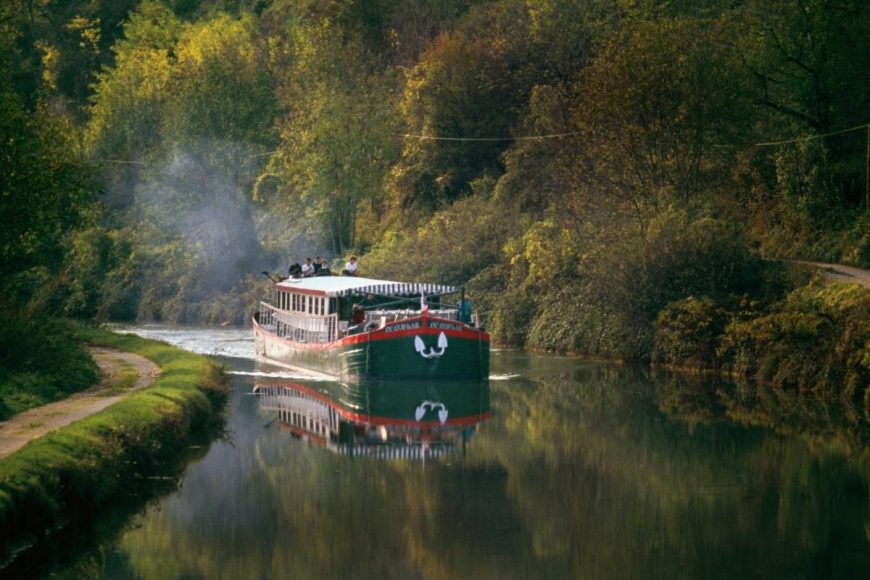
[653,296,729,368]
[718,281,869,402]
[510,209,767,358]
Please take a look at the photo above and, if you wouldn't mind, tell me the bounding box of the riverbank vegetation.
[0,325,225,565]
[0,316,99,420]
[1,1,867,406]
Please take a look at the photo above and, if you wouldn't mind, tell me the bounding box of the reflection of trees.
[656,372,870,470]
[486,368,870,578]
[107,368,869,578]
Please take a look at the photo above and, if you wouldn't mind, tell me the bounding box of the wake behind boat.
[252,275,490,383]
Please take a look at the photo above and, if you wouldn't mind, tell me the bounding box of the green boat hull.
[253,314,489,383]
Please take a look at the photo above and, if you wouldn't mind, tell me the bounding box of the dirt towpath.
[795,261,870,289]
[0,347,160,460]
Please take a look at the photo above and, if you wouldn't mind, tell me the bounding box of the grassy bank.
[0,324,226,567]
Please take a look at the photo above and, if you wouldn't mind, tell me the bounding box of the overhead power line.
[754,123,869,147]
[401,132,577,142]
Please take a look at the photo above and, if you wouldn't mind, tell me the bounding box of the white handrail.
[259,302,338,343]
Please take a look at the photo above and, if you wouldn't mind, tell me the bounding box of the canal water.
[5,326,869,579]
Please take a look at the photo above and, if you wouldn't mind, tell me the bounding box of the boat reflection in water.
[253,379,490,461]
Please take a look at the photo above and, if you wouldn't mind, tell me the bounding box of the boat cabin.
[256,276,470,344]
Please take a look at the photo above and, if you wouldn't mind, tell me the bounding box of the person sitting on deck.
[313,256,322,275]
[342,256,358,276]
[300,257,314,277]
[287,263,302,278]
[315,258,331,276]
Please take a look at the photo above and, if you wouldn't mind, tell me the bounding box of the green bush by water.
[653,280,869,408]
[719,282,869,401]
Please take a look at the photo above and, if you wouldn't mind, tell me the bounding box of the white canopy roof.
[276,276,456,298]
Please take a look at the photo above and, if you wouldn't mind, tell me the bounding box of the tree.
[391,0,534,209]
[0,0,139,115]
[569,14,754,230]
[0,92,97,305]
[742,0,870,207]
[86,1,181,163]
[263,19,400,255]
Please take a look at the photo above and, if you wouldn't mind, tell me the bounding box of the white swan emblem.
[415,401,448,424]
[414,332,448,359]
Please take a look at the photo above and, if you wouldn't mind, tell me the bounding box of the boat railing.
[258,302,339,343]
[365,308,457,326]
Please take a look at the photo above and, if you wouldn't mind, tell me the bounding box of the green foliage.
[0,316,99,420]
[718,282,869,402]
[570,13,753,225]
[0,92,98,306]
[392,0,536,208]
[57,227,139,320]
[363,177,521,284]
[0,0,139,113]
[496,210,768,359]
[264,17,399,255]
[84,5,279,321]
[167,14,277,144]
[653,296,729,368]
[85,2,179,162]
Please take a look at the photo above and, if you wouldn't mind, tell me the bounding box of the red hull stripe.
[256,382,490,427]
[254,316,489,352]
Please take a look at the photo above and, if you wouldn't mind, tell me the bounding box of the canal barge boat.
[254,379,490,460]
[252,276,489,382]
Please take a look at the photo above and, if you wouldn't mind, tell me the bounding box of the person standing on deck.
[313,256,322,275]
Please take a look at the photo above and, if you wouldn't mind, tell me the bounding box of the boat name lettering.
[429,321,464,332]
[385,321,422,332]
